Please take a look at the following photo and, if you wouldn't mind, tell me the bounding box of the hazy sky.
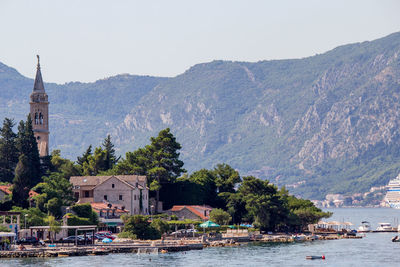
[1,0,399,83]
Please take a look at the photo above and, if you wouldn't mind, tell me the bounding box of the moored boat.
[358,221,371,232]
[376,223,395,232]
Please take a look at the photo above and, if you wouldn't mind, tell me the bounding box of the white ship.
[385,174,400,209]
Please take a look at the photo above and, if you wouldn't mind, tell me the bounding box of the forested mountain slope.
[2,32,400,199]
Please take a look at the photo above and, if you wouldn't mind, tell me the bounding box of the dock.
[0,243,204,258]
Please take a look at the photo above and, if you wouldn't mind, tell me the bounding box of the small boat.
[306,255,325,260]
[358,221,371,232]
[392,235,400,242]
[376,223,393,231]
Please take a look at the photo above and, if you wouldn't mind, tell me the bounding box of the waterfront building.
[70,175,149,216]
[166,205,213,221]
[29,55,49,157]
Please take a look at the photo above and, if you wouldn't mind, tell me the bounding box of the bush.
[118,232,137,239]
[122,215,161,240]
[0,225,11,232]
[150,219,170,234]
[66,213,91,225]
[70,203,99,225]
[209,208,231,225]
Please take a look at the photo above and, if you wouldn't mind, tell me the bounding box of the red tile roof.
[0,184,37,198]
[90,202,129,214]
[0,185,12,195]
[169,205,213,220]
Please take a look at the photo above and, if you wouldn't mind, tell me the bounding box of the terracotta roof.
[0,185,12,195]
[70,175,146,187]
[90,202,129,214]
[0,184,38,198]
[169,205,213,220]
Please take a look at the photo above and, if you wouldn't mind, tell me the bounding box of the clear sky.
[0,0,399,83]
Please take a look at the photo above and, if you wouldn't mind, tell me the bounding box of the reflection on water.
[2,208,400,267]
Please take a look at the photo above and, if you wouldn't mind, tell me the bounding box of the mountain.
[0,64,167,157]
[2,32,400,199]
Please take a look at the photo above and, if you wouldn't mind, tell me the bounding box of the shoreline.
[0,233,362,259]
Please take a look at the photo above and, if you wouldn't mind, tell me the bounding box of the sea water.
[2,208,400,267]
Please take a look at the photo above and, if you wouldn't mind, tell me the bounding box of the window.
[84,191,89,198]
[134,195,136,200]
[112,184,115,188]
[119,195,123,200]
[104,195,107,200]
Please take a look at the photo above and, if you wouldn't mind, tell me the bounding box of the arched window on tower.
[39,113,43,125]
[34,113,39,125]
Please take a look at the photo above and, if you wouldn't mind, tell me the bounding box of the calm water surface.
[3,208,400,266]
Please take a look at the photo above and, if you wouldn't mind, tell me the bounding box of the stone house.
[166,205,213,221]
[70,175,149,215]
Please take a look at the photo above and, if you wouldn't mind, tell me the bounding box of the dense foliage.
[209,208,231,225]
[121,215,161,240]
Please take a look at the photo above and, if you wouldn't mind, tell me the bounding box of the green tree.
[209,208,232,225]
[213,163,241,193]
[12,154,31,208]
[102,135,120,170]
[46,215,61,242]
[238,176,288,231]
[0,118,18,183]
[114,128,185,213]
[219,192,247,224]
[33,172,74,217]
[15,115,41,186]
[189,169,218,206]
[10,207,47,228]
[147,128,186,212]
[121,215,160,240]
[150,218,170,235]
[82,147,107,176]
[279,187,331,231]
[46,198,62,218]
[113,147,150,175]
[77,145,92,167]
[50,150,81,179]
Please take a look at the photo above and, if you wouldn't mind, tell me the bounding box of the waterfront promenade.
[0,233,361,259]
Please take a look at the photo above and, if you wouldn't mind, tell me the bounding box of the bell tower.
[30,55,49,157]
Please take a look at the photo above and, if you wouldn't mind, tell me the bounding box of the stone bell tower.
[30,55,49,157]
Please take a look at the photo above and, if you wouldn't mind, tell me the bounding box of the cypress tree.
[0,118,18,182]
[12,154,31,208]
[15,115,42,186]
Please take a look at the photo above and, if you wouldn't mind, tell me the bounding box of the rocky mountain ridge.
[2,32,400,199]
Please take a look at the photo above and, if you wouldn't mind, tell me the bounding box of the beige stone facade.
[70,175,149,215]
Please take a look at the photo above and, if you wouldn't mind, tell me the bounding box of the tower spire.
[33,54,45,92]
[30,55,49,157]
